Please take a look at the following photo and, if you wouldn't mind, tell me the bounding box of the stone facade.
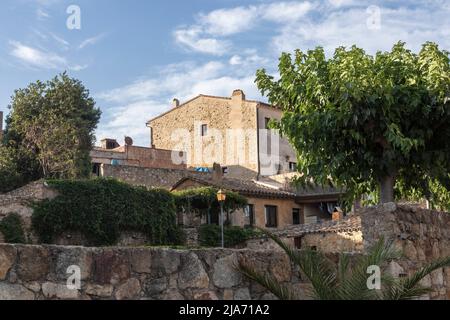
[99,164,209,189]
[91,144,187,171]
[0,244,301,300]
[147,90,297,179]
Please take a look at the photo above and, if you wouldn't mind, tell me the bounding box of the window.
[264,117,271,129]
[92,163,101,177]
[265,205,278,228]
[201,124,208,136]
[294,237,302,249]
[244,204,255,227]
[289,162,297,172]
[292,208,301,225]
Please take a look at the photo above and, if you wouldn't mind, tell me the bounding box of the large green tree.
[0,73,101,191]
[256,42,450,205]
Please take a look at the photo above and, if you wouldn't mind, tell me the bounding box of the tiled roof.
[274,215,362,238]
[171,176,297,199]
[295,185,343,197]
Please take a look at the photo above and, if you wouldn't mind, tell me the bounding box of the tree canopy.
[0,73,101,192]
[256,42,450,206]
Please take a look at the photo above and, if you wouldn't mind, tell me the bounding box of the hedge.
[0,213,26,244]
[199,224,260,248]
[31,178,185,246]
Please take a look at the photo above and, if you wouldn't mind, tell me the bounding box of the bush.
[0,213,26,243]
[31,178,185,246]
[174,187,248,215]
[0,146,24,193]
[199,224,260,248]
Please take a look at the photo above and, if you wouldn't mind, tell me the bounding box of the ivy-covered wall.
[31,179,185,246]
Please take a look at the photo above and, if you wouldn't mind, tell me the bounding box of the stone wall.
[91,145,187,170]
[359,203,450,300]
[0,244,300,300]
[0,181,58,243]
[100,164,209,189]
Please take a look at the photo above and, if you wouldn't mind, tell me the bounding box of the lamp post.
[216,189,226,248]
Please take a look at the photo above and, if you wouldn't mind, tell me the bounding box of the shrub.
[199,224,260,248]
[0,213,26,243]
[31,178,185,246]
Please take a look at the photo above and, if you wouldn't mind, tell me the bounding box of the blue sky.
[0,0,449,146]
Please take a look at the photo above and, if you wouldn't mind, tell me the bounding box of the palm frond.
[236,260,298,300]
[337,238,401,300]
[256,228,338,300]
[384,256,450,300]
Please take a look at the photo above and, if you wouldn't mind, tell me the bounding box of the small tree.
[256,42,450,204]
[2,73,101,183]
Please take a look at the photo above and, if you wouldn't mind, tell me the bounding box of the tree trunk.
[379,175,395,203]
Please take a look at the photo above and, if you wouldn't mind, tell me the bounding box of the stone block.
[0,245,16,280]
[85,284,114,297]
[42,282,80,300]
[92,249,130,284]
[115,278,141,300]
[0,283,34,300]
[17,245,50,281]
[130,248,152,273]
[178,252,209,290]
[213,254,242,289]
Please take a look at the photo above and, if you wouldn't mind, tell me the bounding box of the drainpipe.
[256,106,261,180]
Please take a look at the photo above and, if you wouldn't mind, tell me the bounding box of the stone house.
[147,90,298,179]
[171,164,342,230]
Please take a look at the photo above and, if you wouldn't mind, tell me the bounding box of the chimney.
[332,208,344,221]
[173,98,180,108]
[101,138,119,150]
[231,89,245,101]
[212,163,223,183]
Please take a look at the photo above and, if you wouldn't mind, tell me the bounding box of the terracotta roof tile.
[274,215,362,238]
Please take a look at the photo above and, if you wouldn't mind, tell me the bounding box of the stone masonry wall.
[100,164,209,189]
[0,244,301,300]
[360,203,450,300]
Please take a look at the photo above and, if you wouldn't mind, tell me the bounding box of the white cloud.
[229,55,242,65]
[199,6,259,36]
[96,60,263,145]
[174,1,313,54]
[36,8,50,20]
[9,41,67,69]
[173,27,230,55]
[50,33,70,49]
[79,33,105,49]
[270,4,450,55]
[69,64,88,71]
[261,1,313,23]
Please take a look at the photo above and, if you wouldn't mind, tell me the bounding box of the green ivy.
[199,224,260,248]
[0,213,26,244]
[173,187,248,223]
[31,178,185,246]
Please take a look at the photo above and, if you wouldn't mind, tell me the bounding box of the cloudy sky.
[0,0,449,146]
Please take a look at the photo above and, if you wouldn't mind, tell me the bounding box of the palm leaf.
[256,228,338,299]
[337,238,401,300]
[384,256,450,300]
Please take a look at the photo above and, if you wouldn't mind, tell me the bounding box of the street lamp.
[217,189,226,248]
